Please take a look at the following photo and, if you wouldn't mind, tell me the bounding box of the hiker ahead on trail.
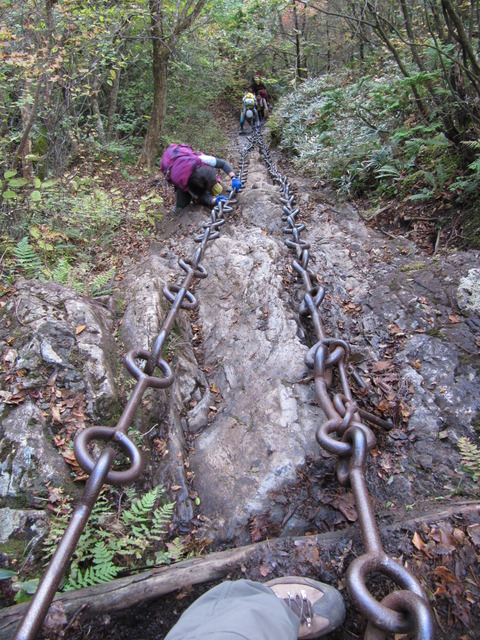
[161,144,242,211]
[240,90,260,134]
[249,73,269,120]
[250,73,267,98]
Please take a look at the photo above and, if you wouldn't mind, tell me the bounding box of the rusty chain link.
[15,127,434,640]
[13,152,249,639]
[253,127,435,639]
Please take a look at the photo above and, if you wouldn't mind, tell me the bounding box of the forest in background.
[1,0,480,294]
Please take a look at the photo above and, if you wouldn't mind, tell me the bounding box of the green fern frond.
[458,436,480,482]
[122,486,162,526]
[165,537,187,563]
[90,267,116,297]
[115,535,148,555]
[42,485,176,590]
[423,171,437,188]
[461,140,480,150]
[52,257,73,284]
[65,561,119,590]
[13,237,42,276]
[151,502,175,538]
[92,540,116,565]
[468,158,480,174]
[374,164,400,180]
[154,550,172,565]
[130,523,151,537]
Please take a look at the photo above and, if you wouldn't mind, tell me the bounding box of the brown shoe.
[265,576,345,639]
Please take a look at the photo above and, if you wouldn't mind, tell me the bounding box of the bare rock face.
[4,279,118,416]
[190,227,323,542]
[0,401,72,502]
[115,210,324,543]
[0,280,119,537]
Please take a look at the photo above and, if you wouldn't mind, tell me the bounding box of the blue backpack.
[161,144,202,192]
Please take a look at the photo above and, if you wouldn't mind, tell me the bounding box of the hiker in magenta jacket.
[161,144,242,211]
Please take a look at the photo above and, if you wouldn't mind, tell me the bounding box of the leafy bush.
[2,169,162,292]
[267,67,479,216]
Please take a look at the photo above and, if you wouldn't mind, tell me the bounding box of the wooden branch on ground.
[358,203,392,222]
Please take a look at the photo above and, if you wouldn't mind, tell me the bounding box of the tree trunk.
[139,50,169,170]
[441,0,480,77]
[292,0,305,85]
[13,78,43,175]
[106,66,121,142]
[138,0,208,171]
[400,0,426,71]
[367,2,429,118]
[92,67,107,146]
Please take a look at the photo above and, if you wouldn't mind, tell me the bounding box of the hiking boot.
[266,576,345,639]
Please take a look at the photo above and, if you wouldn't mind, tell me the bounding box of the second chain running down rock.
[184,129,434,639]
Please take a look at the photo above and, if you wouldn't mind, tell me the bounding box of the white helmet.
[246,109,253,119]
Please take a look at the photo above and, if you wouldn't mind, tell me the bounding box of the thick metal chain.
[13,155,250,639]
[253,128,435,640]
[15,128,434,639]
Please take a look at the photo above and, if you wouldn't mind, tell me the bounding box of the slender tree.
[139,0,208,170]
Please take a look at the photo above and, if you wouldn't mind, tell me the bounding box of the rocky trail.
[0,128,479,639]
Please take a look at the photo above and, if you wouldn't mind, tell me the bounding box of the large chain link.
[253,128,435,639]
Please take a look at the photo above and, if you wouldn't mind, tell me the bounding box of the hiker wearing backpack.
[250,74,267,98]
[240,91,260,134]
[161,144,242,211]
[257,89,269,119]
[250,74,269,120]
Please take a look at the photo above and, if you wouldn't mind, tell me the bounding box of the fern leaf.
[52,258,72,284]
[457,436,480,482]
[90,267,116,297]
[468,158,480,174]
[165,537,187,563]
[461,140,480,150]
[122,486,162,525]
[13,237,42,276]
[151,502,175,537]
[155,550,172,565]
[92,541,115,565]
[131,523,151,538]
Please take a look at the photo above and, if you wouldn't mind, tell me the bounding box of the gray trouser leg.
[164,579,300,640]
[175,189,192,210]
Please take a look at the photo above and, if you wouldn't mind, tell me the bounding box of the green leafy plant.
[12,237,43,276]
[42,486,178,592]
[457,436,480,484]
[67,541,119,590]
[12,577,40,604]
[90,267,116,297]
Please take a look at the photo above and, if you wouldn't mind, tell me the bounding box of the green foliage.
[1,172,161,293]
[268,67,478,226]
[42,486,178,592]
[457,437,480,484]
[90,268,115,298]
[67,542,119,590]
[13,237,43,276]
[13,578,40,604]
[0,569,16,580]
